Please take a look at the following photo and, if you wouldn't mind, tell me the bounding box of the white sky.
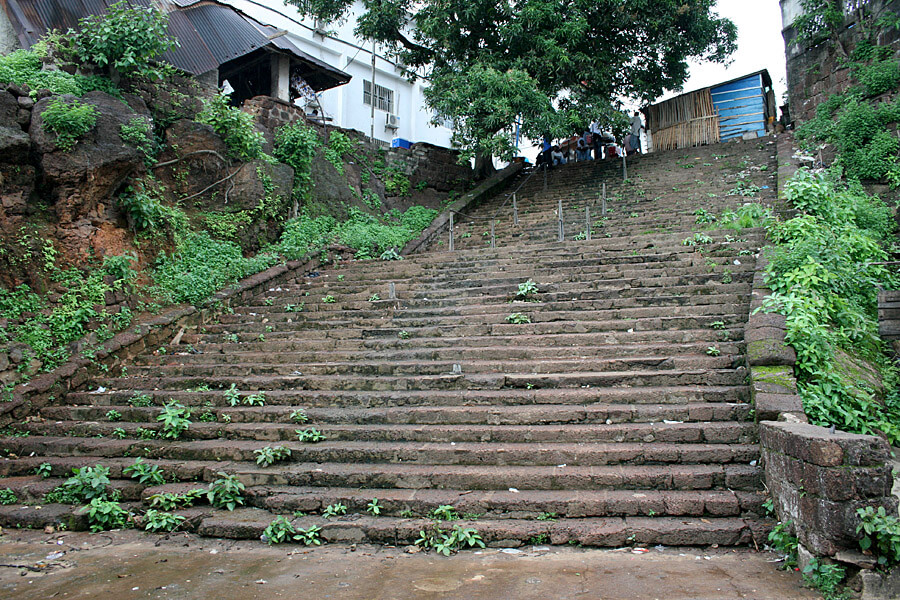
[658,0,788,105]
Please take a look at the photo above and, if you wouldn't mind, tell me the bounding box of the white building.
[223,0,454,148]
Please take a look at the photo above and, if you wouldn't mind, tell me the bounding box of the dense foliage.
[758,169,900,442]
[0,49,119,97]
[197,92,265,161]
[287,0,736,160]
[72,0,178,78]
[41,98,98,151]
[273,121,321,197]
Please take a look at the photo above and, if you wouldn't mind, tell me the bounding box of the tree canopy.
[288,0,737,162]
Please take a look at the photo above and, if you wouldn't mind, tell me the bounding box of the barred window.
[363,80,394,114]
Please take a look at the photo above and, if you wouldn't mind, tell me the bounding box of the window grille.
[363,80,394,114]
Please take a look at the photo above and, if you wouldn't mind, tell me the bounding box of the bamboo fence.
[646,89,720,152]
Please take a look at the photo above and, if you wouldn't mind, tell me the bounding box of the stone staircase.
[0,138,781,547]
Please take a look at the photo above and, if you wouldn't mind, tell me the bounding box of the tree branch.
[152,150,229,169]
[180,164,246,202]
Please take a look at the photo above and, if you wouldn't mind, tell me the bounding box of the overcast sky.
[659,0,788,105]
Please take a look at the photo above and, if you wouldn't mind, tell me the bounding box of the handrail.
[443,167,538,224]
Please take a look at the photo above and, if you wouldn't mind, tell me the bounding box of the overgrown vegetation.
[41,97,98,151]
[0,47,119,97]
[197,92,265,161]
[757,169,899,442]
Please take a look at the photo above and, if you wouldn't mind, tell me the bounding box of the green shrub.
[41,97,98,151]
[197,92,264,160]
[157,401,191,439]
[84,498,131,532]
[0,488,18,505]
[852,58,900,97]
[207,472,245,510]
[857,505,900,567]
[273,122,320,195]
[0,48,119,97]
[72,0,177,78]
[120,117,157,166]
[143,509,185,533]
[323,131,355,174]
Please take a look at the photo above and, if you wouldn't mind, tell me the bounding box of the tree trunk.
[473,152,496,180]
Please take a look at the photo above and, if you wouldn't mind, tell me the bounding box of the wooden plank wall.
[878,290,900,340]
[646,89,720,152]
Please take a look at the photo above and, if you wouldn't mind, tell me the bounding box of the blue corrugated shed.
[711,72,769,141]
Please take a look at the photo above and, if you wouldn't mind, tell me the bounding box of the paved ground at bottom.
[0,529,819,600]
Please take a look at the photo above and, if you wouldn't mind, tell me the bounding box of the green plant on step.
[322,295,336,303]
[506,313,531,324]
[336,274,345,281]
[143,509,185,533]
[398,330,410,339]
[536,512,557,522]
[431,505,459,521]
[380,248,402,261]
[284,303,304,312]
[399,508,414,518]
[0,489,18,505]
[682,233,713,247]
[323,502,347,519]
[51,464,116,504]
[290,409,309,424]
[296,428,325,443]
[366,498,382,515]
[802,558,848,600]
[710,321,726,330]
[147,489,205,510]
[768,521,799,570]
[35,463,52,479]
[207,472,245,511]
[83,498,131,532]
[224,384,241,407]
[369,293,381,302]
[123,457,165,486]
[157,401,191,440]
[528,533,549,545]
[515,279,539,302]
[295,524,323,546]
[254,445,292,467]
[106,409,122,422]
[128,393,153,407]
[262,515,301,544]
[706,346,721,357]
[225,333,239,343]
[415,524,485,556]
[243,392,266,407]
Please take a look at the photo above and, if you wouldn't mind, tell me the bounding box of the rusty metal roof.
[0,0,350,90]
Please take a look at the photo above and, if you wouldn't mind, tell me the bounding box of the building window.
[363,80,394,114]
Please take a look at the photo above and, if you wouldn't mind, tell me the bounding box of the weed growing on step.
[706,346,721,357]
[225,333,239,343]
[124,458,165,486]
[157,402,191,440]
[721,268,733,284]
[143,509,185,533]
[536,512,558,522]
[289,409,309,424]
[0,489,18,505]
[84,498,131,532]
[35,463,52,478]
[710,321,726,330]
[398,330,410,339]
[857,506,900,568]
[322,295,336,303]
[323,503,347,519]
[369,293,381,302]
[366,499,382,515]
[717,203,773,231]
[415,524,485,556]
[681,233,713,247]
[254,445,292,467]
[47,465,117,504]
[768,521,799,569]
[728,178,761,198]
[136,427,158,440]
[399,508,414,518]
[380,248,402,261]
[294,427,325,444]
[186,383,211,392]
[431,505,459,521]
[262,515,301,544]
[197,410,217,423]
[148,489,204,510]
[243,393,266,407]
[224,384,241,406]
[515,279,539,302]
[801,559,848,600]
[528,533,550,545]
[106,410,122,422]
[207,472,245,511]
[284,303,304,312]
[127,394,153,408]
[506,313,531,324]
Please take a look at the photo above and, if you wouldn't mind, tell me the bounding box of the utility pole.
[370,41,376,142]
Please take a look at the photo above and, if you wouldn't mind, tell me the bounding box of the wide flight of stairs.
[0,138,781,547]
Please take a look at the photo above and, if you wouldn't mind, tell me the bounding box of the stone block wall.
[760,421,897,556]
[781,0,900,124]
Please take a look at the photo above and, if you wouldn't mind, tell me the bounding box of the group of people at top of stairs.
[536,111,645,169]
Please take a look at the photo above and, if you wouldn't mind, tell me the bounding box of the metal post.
[490,220,495,249]
[449,213,454,251]
[512,193,518,225]
[602,183,607,216]
[543,165,548,192]
[558,197,564,242]
[388,282,396,300]
[622,153,627,181]
[585,206,591,241]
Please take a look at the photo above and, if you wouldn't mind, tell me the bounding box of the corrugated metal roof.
[0,0,350,90]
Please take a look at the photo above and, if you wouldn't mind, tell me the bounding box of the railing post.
[602,183,607,216]
[388,282,396,300]
[558,197,564,242]
[490,220,495,249]
[622,153,627,181]
[449,213,454,251]
[512,193,518,225]
[585,206,591,241]
[543,165,548,192]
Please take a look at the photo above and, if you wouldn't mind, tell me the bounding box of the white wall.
[224,0,453,148]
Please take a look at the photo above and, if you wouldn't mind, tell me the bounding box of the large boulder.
[0,90,18,129]
[31,91,145,225]
[0,125,29,162]
[218,159,293,252]
[157,119,230,200]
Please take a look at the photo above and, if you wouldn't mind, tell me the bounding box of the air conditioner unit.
[385,114,400,130]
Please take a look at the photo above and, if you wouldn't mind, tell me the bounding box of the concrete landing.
[0,530,819,599]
